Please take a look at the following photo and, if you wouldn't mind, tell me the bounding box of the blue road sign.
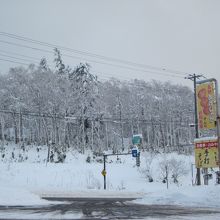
[132,149,138,157]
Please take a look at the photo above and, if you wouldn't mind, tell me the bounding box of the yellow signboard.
[195,138,218,168]
[101,169,106,176]
[196,81,217,131]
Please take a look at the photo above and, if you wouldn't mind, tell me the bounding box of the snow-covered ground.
[0,143,219,208]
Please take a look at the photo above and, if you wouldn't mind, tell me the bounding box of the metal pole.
[204,168,208,185]
[193,74,201,185]
[136,152,140,167]
[191,163,194,186]
[165,165,169,189]
[214,80,220,172]
[104,155,106,190]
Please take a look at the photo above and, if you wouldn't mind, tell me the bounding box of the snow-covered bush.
[86,155,91,163]
[169,158,188,184]
[56,152,66,163]
[95,157,103,163]
[159,158,169,183]
[140,152,155,182]
[86,171,101,189]
[117,181,126,190]
[50,145,67,163]
[159,156,189,185]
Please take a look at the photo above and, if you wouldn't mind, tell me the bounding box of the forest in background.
[0,49,195,156]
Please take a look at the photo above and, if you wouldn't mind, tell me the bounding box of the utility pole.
[185,73,204,185]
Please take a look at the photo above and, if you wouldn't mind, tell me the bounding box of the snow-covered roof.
[194,136,218,142]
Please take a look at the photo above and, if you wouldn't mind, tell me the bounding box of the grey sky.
[0,0,220,88]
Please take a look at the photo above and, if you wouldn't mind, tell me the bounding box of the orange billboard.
[196,81,217,131]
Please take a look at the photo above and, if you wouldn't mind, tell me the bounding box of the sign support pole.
[214,80,220,172]
[102,152,136,190]
[103,155,106,190]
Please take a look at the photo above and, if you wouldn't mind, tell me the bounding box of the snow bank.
[0,144,220,208]
[40,190,144,199]
[0,186,52,206]
[135,185,220,208]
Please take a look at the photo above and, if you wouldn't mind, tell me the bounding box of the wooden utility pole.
[186,73,203,185]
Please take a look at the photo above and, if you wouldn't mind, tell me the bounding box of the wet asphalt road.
[0,198,220,219]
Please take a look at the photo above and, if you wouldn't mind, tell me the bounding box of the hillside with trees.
[0,49,195,157]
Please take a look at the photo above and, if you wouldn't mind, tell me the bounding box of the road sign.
[101,169,106,176]
[132,134,142,145]
[132,147,139,157]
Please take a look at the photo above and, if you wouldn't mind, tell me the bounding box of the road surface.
[0,197,220,219]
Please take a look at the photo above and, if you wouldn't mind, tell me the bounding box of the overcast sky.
[0,0,220,89]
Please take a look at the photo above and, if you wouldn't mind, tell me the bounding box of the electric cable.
[0,31,187,76]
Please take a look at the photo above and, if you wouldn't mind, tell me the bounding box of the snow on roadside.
[1,144,220,208]
[0,186,54,206]
[135,185,220,208]
[40,189,144,199]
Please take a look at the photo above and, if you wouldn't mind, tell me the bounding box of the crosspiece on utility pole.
[185,74,204,81]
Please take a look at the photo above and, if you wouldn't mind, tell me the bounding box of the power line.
[93,68,184,80]
[0,50,54,68]
[0,47,140,80]
[0,49,46,63]
[0,31,187,76]
[0,58,30,66]
[0,109,65,119]
[0,42,184,79]
[0,109,192,125]
[0,39,54,54]
[0,53,40,65]
[0,54,182,84]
